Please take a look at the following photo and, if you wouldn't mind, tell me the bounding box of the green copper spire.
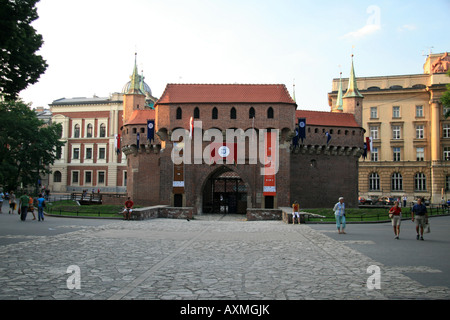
[343,55,363,99]
[126,53,145,95]
[335,72,344,111]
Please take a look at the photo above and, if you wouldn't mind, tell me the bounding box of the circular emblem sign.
[148,122,154,129]
[218,146,230,157]
[299,121,305,128]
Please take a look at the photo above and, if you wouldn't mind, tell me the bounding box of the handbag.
[389,213,393,219]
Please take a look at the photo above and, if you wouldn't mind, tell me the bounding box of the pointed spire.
[126,52,145,95]
[343,54,363,99]
[335,72,344,111]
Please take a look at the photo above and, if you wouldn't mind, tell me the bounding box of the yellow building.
[328,52,450,205]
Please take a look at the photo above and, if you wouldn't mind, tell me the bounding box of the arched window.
[212,107,218,120]
[369,172,380,191]
[86,124,93,138]
[267,107,274,119]
[414,173,426,191]
[74,124,80,138]
[249,107,255,119]
[99,123,106,137]
[230,107,237,119]
[176,107,182,120]
[391,172,403,191]
[53,171,62,183]
[194,107,200,119]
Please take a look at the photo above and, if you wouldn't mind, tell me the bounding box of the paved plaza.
[1,202,450,302]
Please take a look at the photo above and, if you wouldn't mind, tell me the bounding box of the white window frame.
[416,147,425,161]
[414,173,426,191]
[416,105,424,118]
[371,147,379,162]
[392,106,400,118]
[97,171,106,186]
[392,126,401,140]
[393,147,401,162]
[416,125,424,139]
[443,124,450,138]
[97,143,107,163]
[370,107,378,119]
[84,170,93,186]
[97,119,108,138]
[71,170,80,185]
[370,126,379,140]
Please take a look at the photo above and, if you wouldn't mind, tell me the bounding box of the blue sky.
[20,0,450,111]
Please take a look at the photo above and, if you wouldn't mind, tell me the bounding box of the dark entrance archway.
[202,166,248,214]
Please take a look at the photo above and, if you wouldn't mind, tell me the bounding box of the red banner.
[263,131,276,196]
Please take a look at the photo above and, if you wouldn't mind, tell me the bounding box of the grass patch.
[303,207,412,222]
[47,200,125,218]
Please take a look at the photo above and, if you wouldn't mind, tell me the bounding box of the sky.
[19,0,450,111]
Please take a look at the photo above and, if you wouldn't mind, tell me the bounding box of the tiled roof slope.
[296,110,360,128]
[157,84,296,104]
[125,109,155,125]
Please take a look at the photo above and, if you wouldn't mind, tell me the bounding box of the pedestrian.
[19,192,30,221]
[333,197,346,234]
[123,197,134,220]
[0,191,4,212]
[37,193,46,221]
[389,200,402,239]
[402,195,407,208]
[292,200,300,224]
[9,191,16,214]
[28,195,36,220]
[412,198,428,240]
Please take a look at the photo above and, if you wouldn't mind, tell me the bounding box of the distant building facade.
[328,52,450,204]
[48,61,157,193]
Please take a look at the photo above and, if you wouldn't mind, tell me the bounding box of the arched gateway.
[202,166,249,214]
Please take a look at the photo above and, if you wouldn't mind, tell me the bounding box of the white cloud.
[341,24,381,40]
[397,24,417,32]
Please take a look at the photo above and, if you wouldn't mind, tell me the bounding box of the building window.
[392,125,401,139]
[416,147,425,161]
[446,176,450,191]
[443,124,450,138]
[267,107,274,119]
[176,107,182,120]
[371,147,378,162]
[98,171,105,185]
[230,107,236,119]
[369,126,379,140]
[72,171,79,184]
[86,124,93,138]
[73,148,80,160]
[99,147,106,160]
[249,107,255,119]
[391,172,403,191]
[444,107,450,117]
[416,105,424,117]
[369,172,380,191]
[414,173,426,191]
[392,106,400,118]
[99,123,106,137]
[53,171,62,183]
[370,107,378,119]
[194,107,200,119]
[85,171,92,184]
[444,147,450,161]
[393,147,401,161]
[74,124,80,138]
[416,125,424,139]
[212,107,218,119]
[86,148,92,159]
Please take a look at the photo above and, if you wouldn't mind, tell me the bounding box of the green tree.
[0,0,48,100]
[443,70,450,118]
[0,100,64,191]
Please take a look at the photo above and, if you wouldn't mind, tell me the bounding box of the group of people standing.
[1,191,46,221]
[293,196,430,240]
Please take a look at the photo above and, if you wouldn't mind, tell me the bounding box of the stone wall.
[246,208,282,221]
[131,205,193,220]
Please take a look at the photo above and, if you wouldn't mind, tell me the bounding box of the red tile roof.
[157,84,296,104]
[125,109,155,125]
[296,110,360,128]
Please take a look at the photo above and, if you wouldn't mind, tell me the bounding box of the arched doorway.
[202,166,248,214]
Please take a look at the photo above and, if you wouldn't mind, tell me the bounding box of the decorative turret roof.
[124,53,146,96]
[335,72,344,111]
[343,55,363,99]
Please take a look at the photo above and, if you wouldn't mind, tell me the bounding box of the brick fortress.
[120,55,365,214]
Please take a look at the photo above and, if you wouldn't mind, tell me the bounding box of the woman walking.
[389,201,402,239]
[333,197,346,234]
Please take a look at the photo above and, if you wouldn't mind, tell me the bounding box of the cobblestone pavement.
[0,213,449,300]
